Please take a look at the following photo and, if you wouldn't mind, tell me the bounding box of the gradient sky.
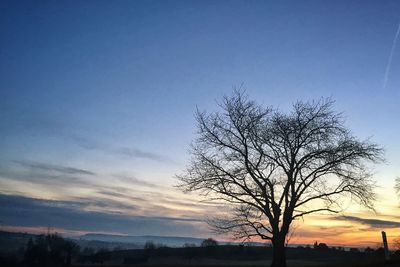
[1,0,400,248]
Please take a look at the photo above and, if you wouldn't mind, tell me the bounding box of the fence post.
[382,231,390,260]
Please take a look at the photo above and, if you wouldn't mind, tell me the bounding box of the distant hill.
[0,231,266,253]
[0,231,142,252]
[0,231,215,251]
[79,233,207,247]
[79,233,268,247]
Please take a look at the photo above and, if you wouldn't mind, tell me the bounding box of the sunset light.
[1,1,400,267]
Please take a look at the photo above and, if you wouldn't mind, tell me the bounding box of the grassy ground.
[72,258,400,267]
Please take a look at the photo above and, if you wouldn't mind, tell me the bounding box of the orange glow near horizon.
[1,167,399,249]
[2,217,398,249]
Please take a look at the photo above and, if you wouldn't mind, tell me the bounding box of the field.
[69,246,398,267]
[71,258,400,267]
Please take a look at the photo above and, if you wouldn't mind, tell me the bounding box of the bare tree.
[395,177,400,197]
[394,237,400,251]
[177,91,383,267]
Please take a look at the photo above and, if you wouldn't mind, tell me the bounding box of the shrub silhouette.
[201,238,218,247]
[23,233,79,267]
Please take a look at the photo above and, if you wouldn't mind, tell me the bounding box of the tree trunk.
[271,235,286,267]
[66,251,71,266]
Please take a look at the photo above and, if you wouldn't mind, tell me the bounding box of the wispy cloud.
[113,174,160,188]
[73,136,175,163]
[95,189,147,202]
[13,160,95,176]
[335,215,400,229]
[115,147,173,163]
[0,194,207,237]
[0,158,215,234]
[0,161,95,187]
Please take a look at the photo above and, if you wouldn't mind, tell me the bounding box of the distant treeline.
[0,232,398,267]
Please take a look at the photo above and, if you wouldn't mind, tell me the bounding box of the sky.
[1,0,400,248]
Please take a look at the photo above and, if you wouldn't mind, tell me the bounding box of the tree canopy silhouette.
[23,233,79,267]
[178,91,383,267]
[201,238,218,247]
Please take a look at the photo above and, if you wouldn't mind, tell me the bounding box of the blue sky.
[1,1,400,244]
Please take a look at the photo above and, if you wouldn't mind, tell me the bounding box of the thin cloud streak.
[13,160,95,176]
[336,215,400,228]
[0,160,97,189]
[383,19,400,90]
[112,174,160,188]
[73,136,175,163]
[116,147,173,163]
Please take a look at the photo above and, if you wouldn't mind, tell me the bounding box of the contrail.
[383,20,400,90]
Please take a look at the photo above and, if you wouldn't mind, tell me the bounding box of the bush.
[201,238,218,247]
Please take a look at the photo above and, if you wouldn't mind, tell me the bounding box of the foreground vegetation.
[1,232,398,267]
